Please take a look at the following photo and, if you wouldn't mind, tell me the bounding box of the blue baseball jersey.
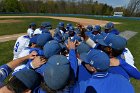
[110,29,120,35]
[77,64,92,82]
[109,51,140,80]
[118,55,140,80]
[54,28,65,42]
[0,64,12,86]
[71,72,134,93]
[68,49,92,82]
[32,87,47,93]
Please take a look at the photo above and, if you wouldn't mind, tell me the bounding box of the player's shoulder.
[35,28,41,31]
[27,28,33,32]
[16,35,30,42]
[34,28,42,35]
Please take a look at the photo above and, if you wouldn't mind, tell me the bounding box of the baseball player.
[85,25,102,40]
[71,49,134,93]
[0,66,42,93]
[104,22,120,35]
[44,22,52,30]
[13,34,30,60]
[17,35,39,58]
[68,26,82,42]
[86,25,93,32]
[27,22,36,38]
[92,25,102,35]
[54,22,66,42]
[65,39,92,82]
[84,25,93,38]
[33,22,51,35]
[13,35,43,73]
[66,23,73,31]
[95,33,140,80]
[13,22,37,60]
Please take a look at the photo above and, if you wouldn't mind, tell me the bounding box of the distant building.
[113,12,123,17]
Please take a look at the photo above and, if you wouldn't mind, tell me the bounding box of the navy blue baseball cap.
[30,48,44,56]
[41,29,50,34]
[58,22,64,28]
[63,33,69,40]
[14,67,41,90]
[105,22,113,29]
[43,40,62,58]
[29,35,39,44]
[41,22,47,27]
[66,23,72,28]
[86,25,93,31]
[76,42,91,54]
[37,33,53,47]
[73,36,82,42]
[29,22,36,27]
[97,33,127,50]
[43,55,70,90]
[64,36,82,45]
[69,26,75,32]
[93,25,101,32]
[91,34,104,42]
[109,22,114,27]
[44,22,52,29]
[75,29,81,34]
[81,49,110,71]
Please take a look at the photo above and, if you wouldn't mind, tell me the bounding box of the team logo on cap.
[57,62,60,65]
[90,60,94,65]
[109,43,112,46]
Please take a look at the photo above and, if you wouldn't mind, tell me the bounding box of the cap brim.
[96,39,107,46]
[92,30,98,32]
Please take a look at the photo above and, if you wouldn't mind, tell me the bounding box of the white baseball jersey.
[124,48,136,68]
[18,47,31,58]
[13,47,31,75]
[33,28,42,35]
[13,35,30,60]
[27,28,34,38]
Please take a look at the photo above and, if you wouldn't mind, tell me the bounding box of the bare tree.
[127,0,140,16]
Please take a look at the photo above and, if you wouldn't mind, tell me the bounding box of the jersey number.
[14,42,19,52]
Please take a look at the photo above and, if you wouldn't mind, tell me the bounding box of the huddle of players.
[0,21,140,93]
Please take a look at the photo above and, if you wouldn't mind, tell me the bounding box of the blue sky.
[96,0,130,7]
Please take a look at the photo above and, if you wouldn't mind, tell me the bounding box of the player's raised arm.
[0,51,37,83]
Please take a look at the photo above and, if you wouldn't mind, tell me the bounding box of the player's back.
[27,28,34,38]
[13,35,30,59]
[73,73,134,93]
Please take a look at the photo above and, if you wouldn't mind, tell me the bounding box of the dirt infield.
[0,19,23,23]
[0,16,120,26]
[46,16,120,26]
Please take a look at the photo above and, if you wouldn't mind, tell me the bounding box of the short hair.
[40,82,56,93]
[6,76,28,93]
[85,86,97,93]
[112,48,124,57]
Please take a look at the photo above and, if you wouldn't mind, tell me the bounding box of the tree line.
[0,0,139,17]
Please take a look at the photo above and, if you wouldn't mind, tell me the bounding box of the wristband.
[86,38,96,48]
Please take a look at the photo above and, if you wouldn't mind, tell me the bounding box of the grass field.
[0,18,76,36]
[0,16,140,92]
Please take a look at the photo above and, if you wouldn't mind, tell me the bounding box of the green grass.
[0,18,76,36]
[0,40,15,66]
